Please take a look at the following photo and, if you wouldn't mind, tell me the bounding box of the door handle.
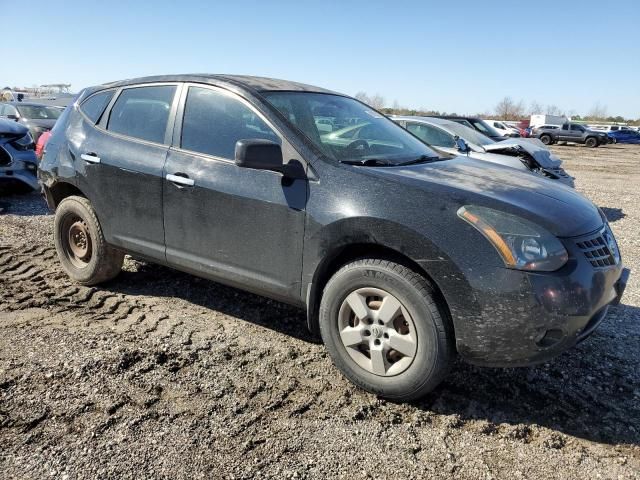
[81,153,101,164]
[166,173,195,187]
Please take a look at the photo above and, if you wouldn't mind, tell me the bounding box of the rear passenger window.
[407,123,455,148]
[107,86,176,144]
[181,86,279,159]
[80,90,115,124]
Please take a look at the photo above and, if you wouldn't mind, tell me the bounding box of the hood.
[23,118,57,130]
[0,118,29,137]
[366,157,602,237]
[482,139,562,168]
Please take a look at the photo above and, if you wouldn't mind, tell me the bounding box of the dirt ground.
[1,144,639,479]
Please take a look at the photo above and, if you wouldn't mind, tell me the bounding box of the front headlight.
[11,132,35,151]
[458,205,568,271]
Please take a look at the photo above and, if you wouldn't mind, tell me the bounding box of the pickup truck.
[533,122,608,148]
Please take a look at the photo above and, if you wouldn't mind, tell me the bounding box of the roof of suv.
[393,116,453,126]
[99,74,338,95]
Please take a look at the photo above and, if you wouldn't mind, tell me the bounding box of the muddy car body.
[0,118,38,191]
[39,75,629,400]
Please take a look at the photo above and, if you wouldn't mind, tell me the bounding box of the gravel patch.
[1,144,639,479]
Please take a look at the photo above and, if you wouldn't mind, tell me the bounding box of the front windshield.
[262,92,438,164]
[444,121,495,147]
[16,105,62,120]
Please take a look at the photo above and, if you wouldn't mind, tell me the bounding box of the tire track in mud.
[0,242,210,346]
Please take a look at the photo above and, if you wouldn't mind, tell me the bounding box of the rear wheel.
[54,196,124,285]
[319,258,454,401]
[540,134,552,145]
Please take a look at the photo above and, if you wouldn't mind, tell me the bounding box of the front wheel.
[319,259,454,401]
[585,137,598,148]
[540,134,552,145]
[54,195,124,285]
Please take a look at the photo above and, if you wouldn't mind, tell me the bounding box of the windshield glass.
[262,92,438,164]
[16,105,62,120]
[444,121,495,146]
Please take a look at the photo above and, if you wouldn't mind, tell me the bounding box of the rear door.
[162,84,307,302]
[75,84,179,261]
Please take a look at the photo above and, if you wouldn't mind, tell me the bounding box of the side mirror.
[235,139,283,172]
[7,114,19,121]
[454,136,470,153]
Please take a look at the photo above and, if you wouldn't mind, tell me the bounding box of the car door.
[569,124,585,141]
[162,84,307,302]
[558,123,572,141]
[75,84,179,261]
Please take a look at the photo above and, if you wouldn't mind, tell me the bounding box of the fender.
[301,216,482,340]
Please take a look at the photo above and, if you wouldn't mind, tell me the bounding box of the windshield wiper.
[339,158,395,167]
[397,155,441,166]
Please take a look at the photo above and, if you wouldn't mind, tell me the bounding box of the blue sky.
[3,0,639,118]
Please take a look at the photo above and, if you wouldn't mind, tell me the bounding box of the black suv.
[39,75,629,400]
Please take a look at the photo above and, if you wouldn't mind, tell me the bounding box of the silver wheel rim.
[338,287,417,377]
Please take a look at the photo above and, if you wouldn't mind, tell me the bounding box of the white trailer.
[530,114,568,127]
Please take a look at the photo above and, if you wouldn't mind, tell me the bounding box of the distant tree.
[529,101,544,115]
[369,94,386,110]
[354,91,385,109]
[587,102,608,121]
[494,96,525,120]
[546,105,564,116]
[354,91,370,104]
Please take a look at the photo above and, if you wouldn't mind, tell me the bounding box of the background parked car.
[533,122,608,147]
[0,118,39,192]
[607,129,640,144]
[487,120,521,138]
[0,102,63,142]
[35,130,52,160]
[393,116,574,187]
[430,116,508,141]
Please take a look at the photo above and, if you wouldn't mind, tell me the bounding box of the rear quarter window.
[80,90,115,124]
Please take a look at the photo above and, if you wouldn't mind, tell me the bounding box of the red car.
[35,130,51,160]
[516,120,531,137]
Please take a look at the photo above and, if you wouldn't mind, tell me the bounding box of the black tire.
[540,134,552,145]
[585,137,598,148]
[319,258,454,401]
[54,195,124,285]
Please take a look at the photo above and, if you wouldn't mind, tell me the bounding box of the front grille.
[0,146,11,166]
[576,228,618,268]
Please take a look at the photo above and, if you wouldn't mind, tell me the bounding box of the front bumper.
[454,230,629,367]
[0,149,39,190]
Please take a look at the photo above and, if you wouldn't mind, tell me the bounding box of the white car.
[487,120,520,137]
[393,116,574,187]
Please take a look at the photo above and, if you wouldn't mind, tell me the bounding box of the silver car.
[392,116,574,187]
